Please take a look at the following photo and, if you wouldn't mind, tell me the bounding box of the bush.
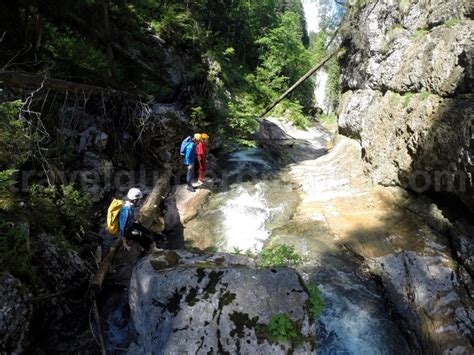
[307,284,325,320]
[0,169,17,198]
[0,218,39,285]
[29,184,93,239]
[266,313,299,342]
[0,100,30,169]
[275,100,311,130]
[44,23,109,77]
[260,244,303,267]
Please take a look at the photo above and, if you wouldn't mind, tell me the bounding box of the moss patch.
[196,268,206,283]
[218,291,236,309]
[165,287,186,315]
[203,270,224,297]
[185,287,198,306]
[229,311,260,338]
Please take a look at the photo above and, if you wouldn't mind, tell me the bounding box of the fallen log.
[90,238,123,292]
[138,164,172,234]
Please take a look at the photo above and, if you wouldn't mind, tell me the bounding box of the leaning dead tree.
[258,45,344,118]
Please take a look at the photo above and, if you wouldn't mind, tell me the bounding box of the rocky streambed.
[165,118,473,354]
[54,118,472,354]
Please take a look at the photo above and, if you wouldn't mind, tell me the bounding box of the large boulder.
[33,234,92,291]
[0,273,32,353]
[128,251,316,354]
[369,250,474,354]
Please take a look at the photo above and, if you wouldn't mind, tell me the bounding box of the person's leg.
[187,164,194,183]
[197,155,204,182]
[203,160,208,180]
[129,224,154,251]
[186,164,195,191]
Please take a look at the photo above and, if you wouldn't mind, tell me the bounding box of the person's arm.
[184,143,192,165]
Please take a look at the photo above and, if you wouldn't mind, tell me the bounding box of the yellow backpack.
[106,199,124,234]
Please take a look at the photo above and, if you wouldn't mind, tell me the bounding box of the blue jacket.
[119,203,135,238]
[184,142,196,165]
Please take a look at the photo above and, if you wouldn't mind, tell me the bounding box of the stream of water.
[187,147,411,354]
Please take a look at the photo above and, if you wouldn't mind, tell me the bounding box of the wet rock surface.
[128,250,315,354]
[288,134,474,353]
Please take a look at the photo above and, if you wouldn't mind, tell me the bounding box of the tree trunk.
[98,0,118,81]
[259,46,343,118]
[138,165,172,234]
[90,238,122,292]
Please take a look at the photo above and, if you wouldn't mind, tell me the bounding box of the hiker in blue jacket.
[119,188,160,252]
[184,133,201,192]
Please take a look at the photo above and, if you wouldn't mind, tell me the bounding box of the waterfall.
[302,0,344,114]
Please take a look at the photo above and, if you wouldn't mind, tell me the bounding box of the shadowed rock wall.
[338,0,474,211]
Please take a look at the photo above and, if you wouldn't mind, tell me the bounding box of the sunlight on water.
[220,184,271,252]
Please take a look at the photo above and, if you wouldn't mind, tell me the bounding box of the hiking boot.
[187,183,196,192]
[149,242,163,253]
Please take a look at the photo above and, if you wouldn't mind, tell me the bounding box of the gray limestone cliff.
[338,0,474,211]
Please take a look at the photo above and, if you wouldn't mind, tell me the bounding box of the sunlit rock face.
[339,0,474,213]
[128,251,316,354]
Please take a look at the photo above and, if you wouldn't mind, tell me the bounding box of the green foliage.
[232,246,242,255]
[444,17,459,28]
[44,23,109,77]
[307,284,325,320]
[204,245,219,253]
[254,11,313,107]
[326,58,341,109]
[309,28,341,113]
[245,249,255,258]
[274,100,311,130]
[147,4,205,46]
[317,113,337,125]
[190,106,208,128]
[420,89,432,100]
[227,93,260,137]
[223,47,235,57]
[260,244,303,267]
[266,313,299,342]
[59,185,93,235]
[412,28,428,40]
[0,169,17,198]
[386,24,403,34]
[402,92,414,107]
[29,184,93,239]
[0,100,30,169]
[0,218,39,284]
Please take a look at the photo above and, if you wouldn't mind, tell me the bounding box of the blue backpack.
[180,136,192,156]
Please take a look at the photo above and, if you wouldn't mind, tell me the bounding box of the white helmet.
[127,188,143,201]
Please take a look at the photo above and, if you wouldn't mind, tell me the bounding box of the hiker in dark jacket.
[119,188,160,252]
[183,133,201,192]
